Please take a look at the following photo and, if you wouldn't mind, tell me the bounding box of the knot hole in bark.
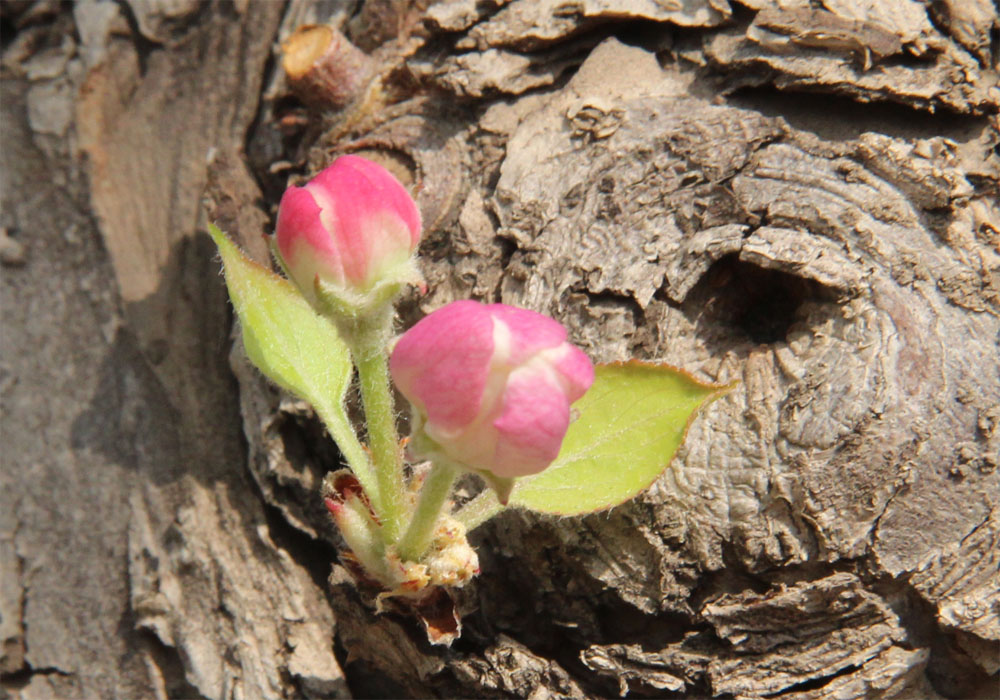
[683,254,838,347]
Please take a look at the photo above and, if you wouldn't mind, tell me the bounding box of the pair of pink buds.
[275,155,593,484]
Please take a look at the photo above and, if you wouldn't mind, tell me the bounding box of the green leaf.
[510,361,736,515]
[207,224,377,501]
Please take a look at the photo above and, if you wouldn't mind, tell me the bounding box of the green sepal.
[477,472,516,507]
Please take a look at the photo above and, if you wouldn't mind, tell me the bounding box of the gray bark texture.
[1,0,997,698]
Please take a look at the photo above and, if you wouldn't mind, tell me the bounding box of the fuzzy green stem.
[397,461,458,561]
[353,327,405,541]
[313,405,381,514]
[453,488,505,533]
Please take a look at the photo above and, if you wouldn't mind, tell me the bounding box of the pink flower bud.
[275,155,421,307]
[389,301,594,483]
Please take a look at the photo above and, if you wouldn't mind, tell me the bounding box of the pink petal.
[489,367,570,478]
[487,304,567,365]
[275,185,345,292]
[311,155,421,286]
[325,155,422,245]
[304,178,366,286]
[552,344,594,403]
[390,300,495,432]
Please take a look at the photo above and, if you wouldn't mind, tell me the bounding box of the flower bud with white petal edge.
[274,154,422,325]
[389,301,594,502]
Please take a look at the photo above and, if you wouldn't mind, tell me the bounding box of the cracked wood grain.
[393,32,994,696]
[456,0,730,52]
[4,2,347,698]
[4,0,999,697]
[705,24,999,115]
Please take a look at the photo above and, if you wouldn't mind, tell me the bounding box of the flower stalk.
[351,320,406,542]
[397,461,459,561]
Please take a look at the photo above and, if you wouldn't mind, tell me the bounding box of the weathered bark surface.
[2,0,997,698]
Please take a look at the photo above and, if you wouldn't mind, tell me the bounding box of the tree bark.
[2,1,997,698]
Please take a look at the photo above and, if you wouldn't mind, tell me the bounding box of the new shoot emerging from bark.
[209,154,734,644]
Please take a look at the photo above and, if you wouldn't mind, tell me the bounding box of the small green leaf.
[207,224,377,501]
[207,224,350,407]
[510,361,736,515]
